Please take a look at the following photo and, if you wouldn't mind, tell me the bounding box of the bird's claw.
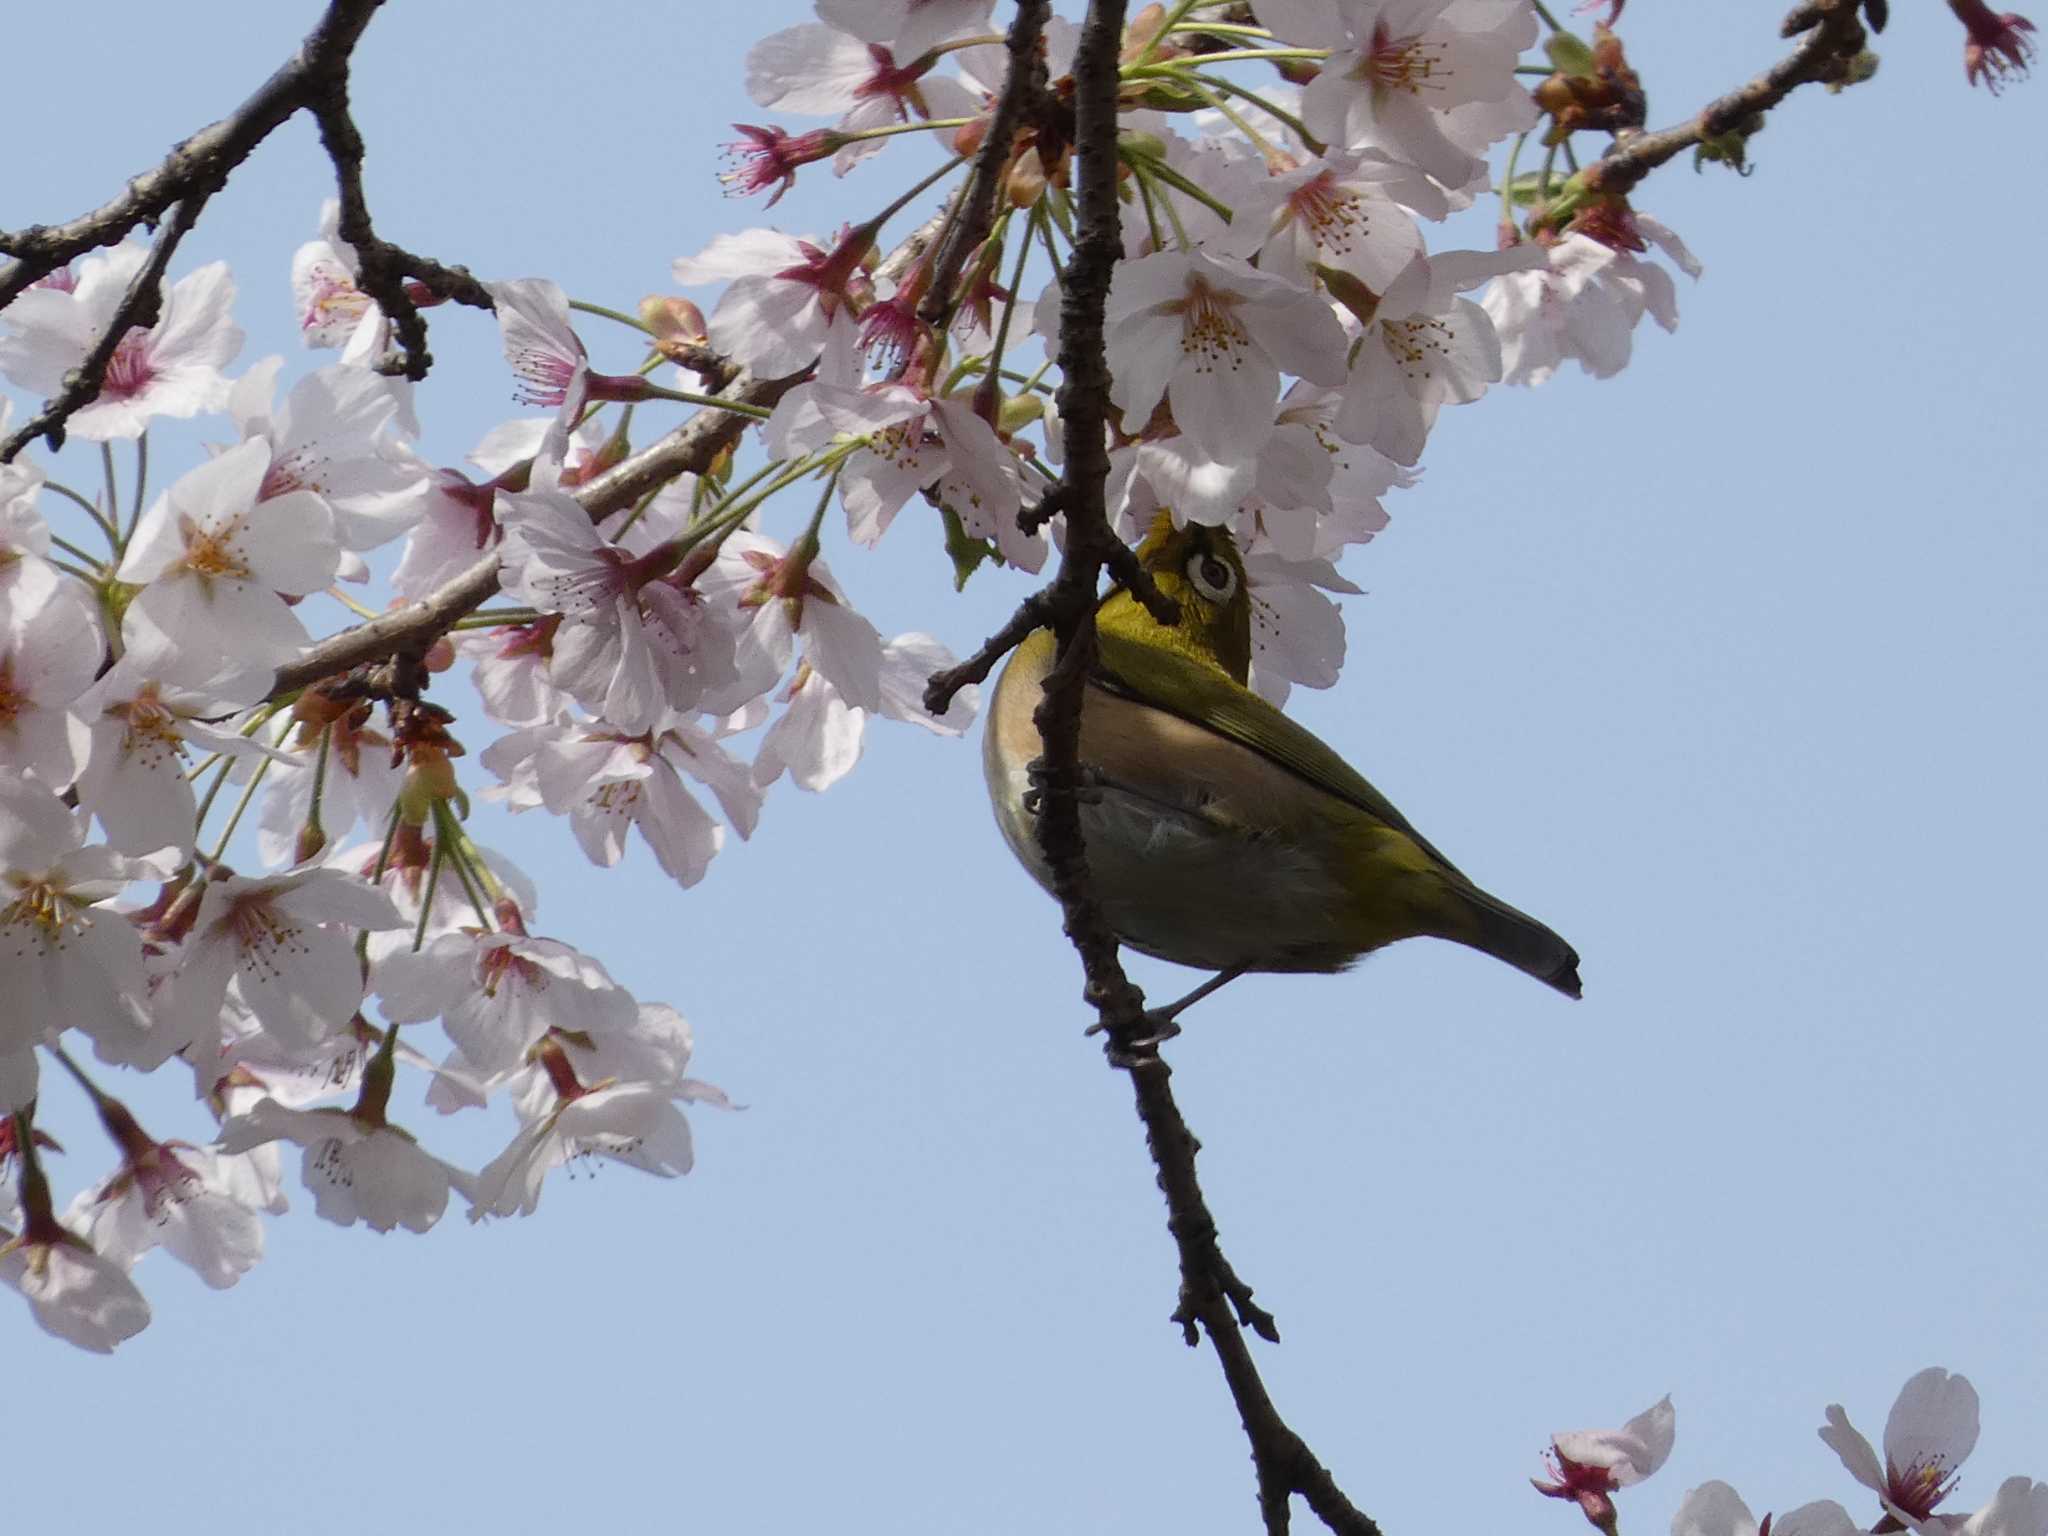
[1084,1012,1184,1061]
[1022,756,1105,816]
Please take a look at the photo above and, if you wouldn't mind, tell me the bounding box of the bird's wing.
[1091,628,1468,879]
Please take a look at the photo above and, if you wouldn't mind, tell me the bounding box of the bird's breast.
[984,636,1365,973]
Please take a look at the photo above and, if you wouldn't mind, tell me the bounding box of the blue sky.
[4,4,2044,1534]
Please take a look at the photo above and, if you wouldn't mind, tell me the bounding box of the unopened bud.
[423,636,456,672]
[639,295,708,347]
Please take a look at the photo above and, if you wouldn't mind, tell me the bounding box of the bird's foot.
[1022,756,1104,816]
[1085,1012,1184,1061]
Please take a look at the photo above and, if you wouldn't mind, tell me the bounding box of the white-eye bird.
[983,514,1581,1008]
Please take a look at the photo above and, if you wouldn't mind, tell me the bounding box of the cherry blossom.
[116,438,341,691]
[1333,246,1540,464]
[375,922,637,1078]
[1260,0,1537,191]
[673,226,871,377]
[1103,249,1349,462]
[68,1109,266,1291]
[217,1097,470,1234]
[72,659,279,857]
[0,574,97,787]
[815,0,996,63]
[497,484,741,730]
[0,243,244,439]
[225,357,427,553]
[1820,1367,1981,1530]
[482,714,762,889]
[753,630,974,792]
[1954,0,2037,93]
[0,1220,151,1352]
[0,777,161,1104]
[1532,1394,1675,1534]
[471,1021,725,1219]
[745,20,977,173]
[763,339,1038,570]
[291,199,375,349]
[699,528,887,714]
[150,865,406,1066]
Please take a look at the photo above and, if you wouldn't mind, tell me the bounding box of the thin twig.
[1580,0,1869,197]
[1016,5,1386,1533]
[0,0,492,455]
[918,0,1052,328]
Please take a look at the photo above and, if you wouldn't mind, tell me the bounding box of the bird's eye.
[1186,551,1237,604]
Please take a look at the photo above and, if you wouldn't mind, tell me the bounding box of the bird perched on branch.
[983,514,1581,1022]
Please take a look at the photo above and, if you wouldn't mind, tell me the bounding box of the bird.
[982,513,1581,1020]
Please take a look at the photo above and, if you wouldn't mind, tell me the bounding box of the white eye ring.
[1185,549,1237,604]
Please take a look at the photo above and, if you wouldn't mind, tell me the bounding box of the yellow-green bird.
[983,514,1581,1010]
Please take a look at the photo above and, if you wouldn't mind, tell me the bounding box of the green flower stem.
[130,433,148,535]
[40,478,121,548]
[569,299,653,335]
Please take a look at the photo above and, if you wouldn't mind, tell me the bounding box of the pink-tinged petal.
[877,632,974,735]
[1173,345,1281,462]
[756,672,866,792]
[1885,1368,1980,1490]
[802,599,885,713]
[671,228,811,286]
[635,770,725,886]
[1820,1404,1888,1495]
[1248,289,1349,386]
[746,24,876,112]
[238,488,339,594]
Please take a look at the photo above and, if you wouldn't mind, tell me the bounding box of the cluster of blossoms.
[1532,1370,2047,1536]
[0,0,2028,1354]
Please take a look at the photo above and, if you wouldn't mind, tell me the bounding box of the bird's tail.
[1443,880,1582,999]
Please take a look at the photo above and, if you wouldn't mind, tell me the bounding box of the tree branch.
[1021,5,1385,1533]
[1580,0,1870,198]
[917,0,1052,328]
[0,0,491,458]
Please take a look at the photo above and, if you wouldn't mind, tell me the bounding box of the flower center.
[178,512,253,580]
[1365,22,1446,97]
[102,328,156,400]
[1172,274,1250,373]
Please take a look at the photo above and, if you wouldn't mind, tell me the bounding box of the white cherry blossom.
[1262,0,1536,192]
[0,574,98,788]
[73,660,279,859]
[0,1222,151,1352]
[69,1129,265,1292]
[1334,246,1539,464]
[151,865,406,1064]
[374,924,637,1077]
[1821,1368,1981,1530]
[673,227,868,377]
[116,438,341,691]
[815,0,996,63]
[0,777,160,1099]
[483,715,761,889]
[1103,249,1348,462]
[217,1098,469,1234]
[225,357,426,552]
[0,244,244,440]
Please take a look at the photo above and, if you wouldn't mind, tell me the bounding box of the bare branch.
[0,0,490,456]
[308,76,493,382]
[1581,0,1870,198]
[1015,6,1388,1532]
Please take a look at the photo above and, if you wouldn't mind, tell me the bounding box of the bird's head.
[1098,512,1251,683]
